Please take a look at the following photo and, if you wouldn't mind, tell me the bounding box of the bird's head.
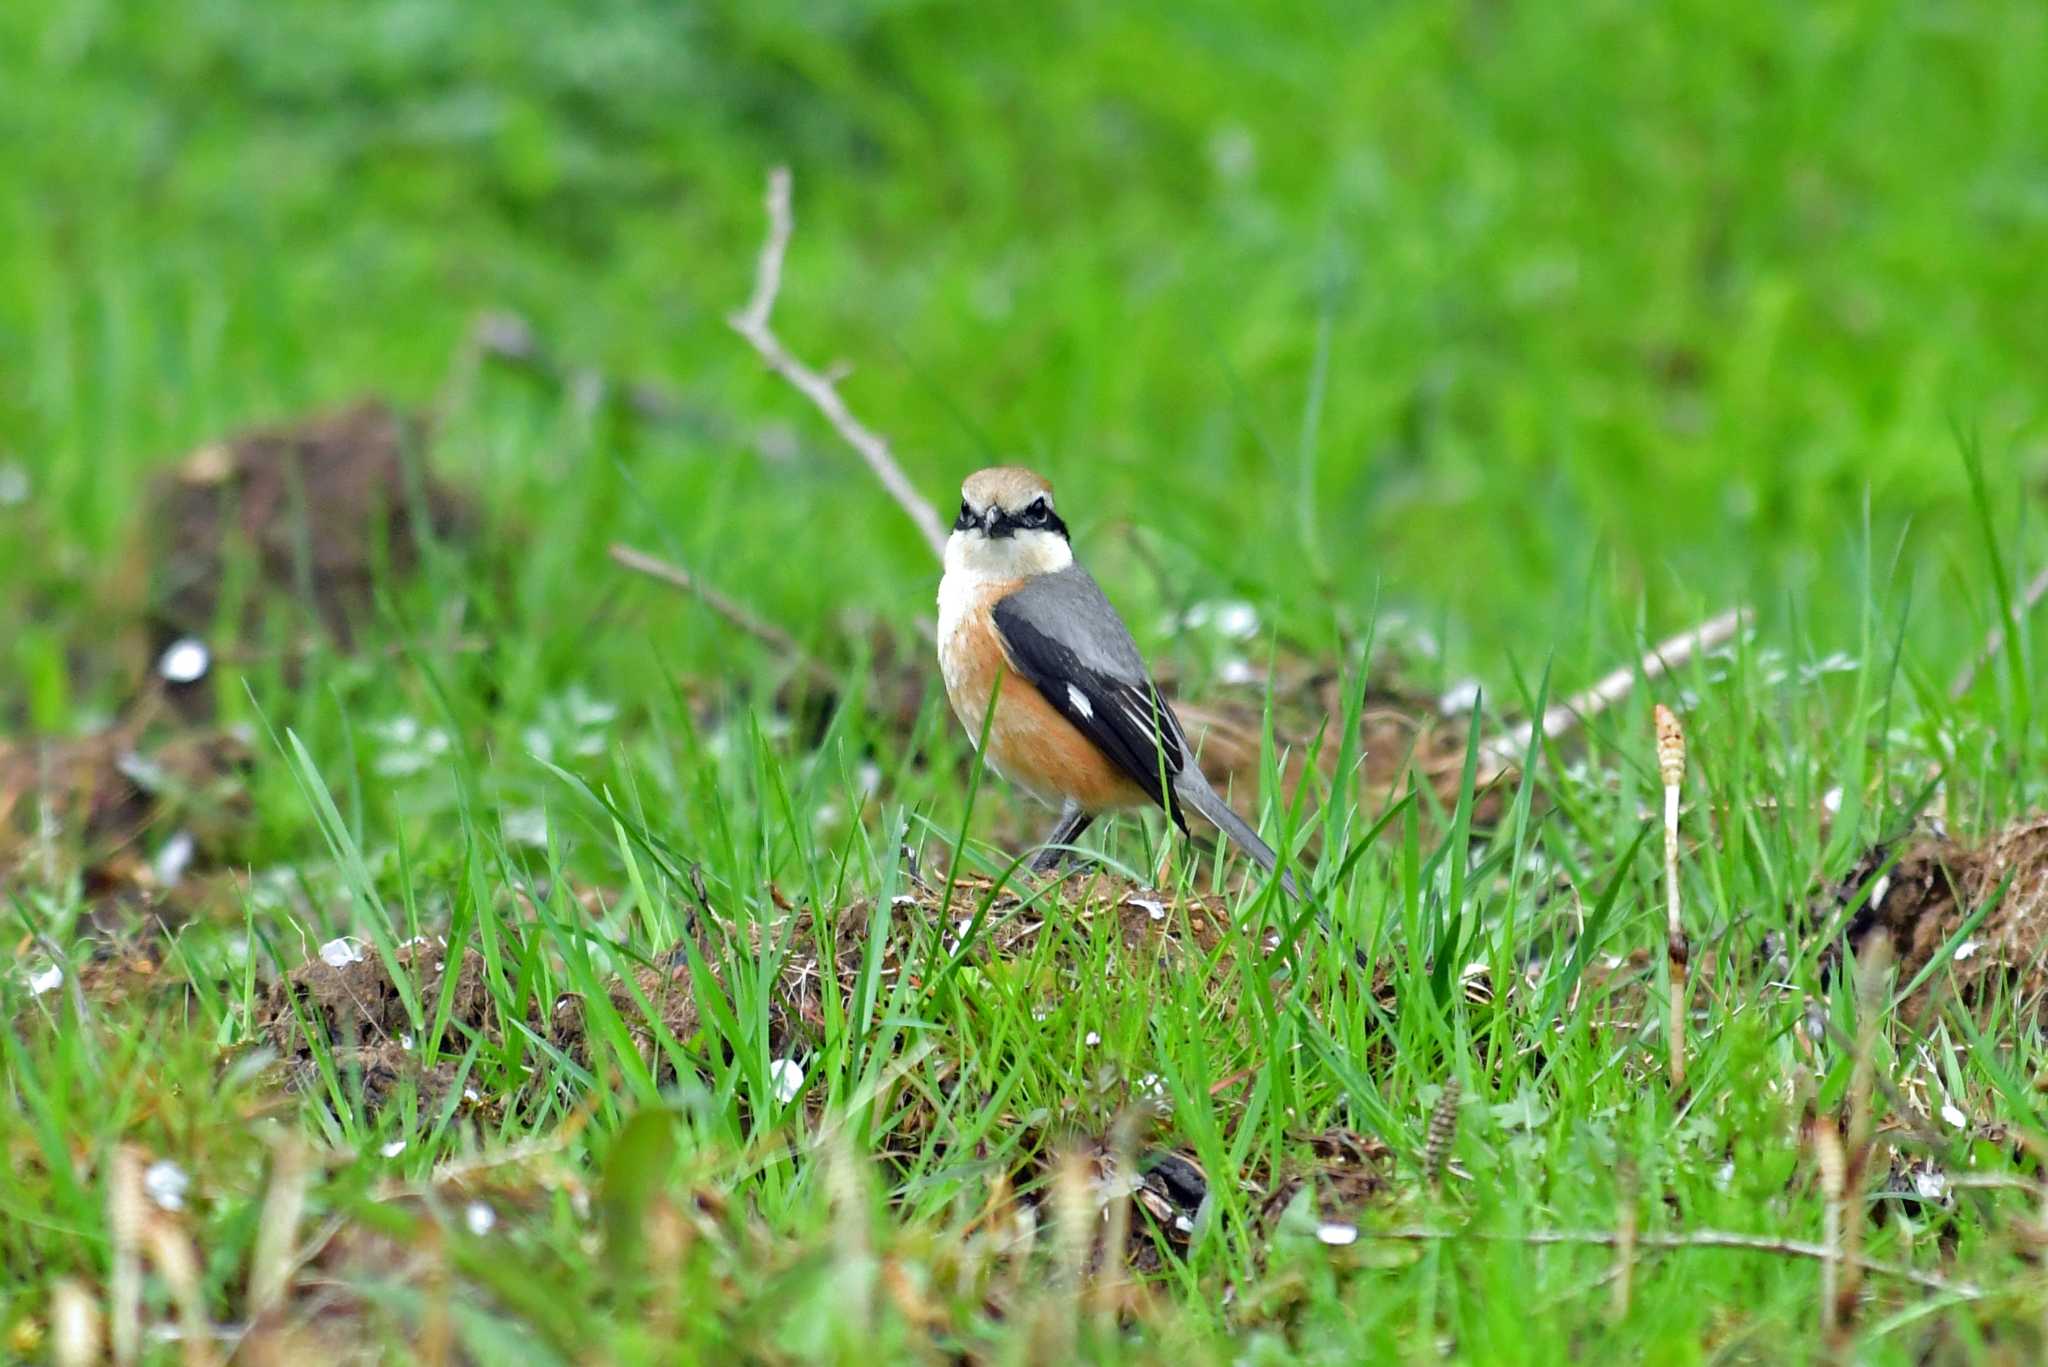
[946,466,1073,579]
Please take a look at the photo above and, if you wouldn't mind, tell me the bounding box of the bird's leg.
[1029,801,1096,874]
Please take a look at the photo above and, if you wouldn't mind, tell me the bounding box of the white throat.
[936,528,1074,635]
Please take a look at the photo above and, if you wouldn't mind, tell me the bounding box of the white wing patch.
[1067,683,1094,719]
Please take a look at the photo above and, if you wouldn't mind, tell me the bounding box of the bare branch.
[609,542,834,685]
[1365,1226,1978,1299]
[1483,606,1749,772]
[1949,563,2048,699]
[728,167,949,558]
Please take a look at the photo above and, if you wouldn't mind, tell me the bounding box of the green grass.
[6,0,2048,1360]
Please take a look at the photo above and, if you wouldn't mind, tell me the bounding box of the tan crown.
[961,466,1054,514]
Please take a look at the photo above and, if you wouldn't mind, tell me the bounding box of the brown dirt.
[1170,658,1514,839]
[259,937,498,1109]
[0,699,251,925]
[1822,816,2048,1019]
[149,399,471,646]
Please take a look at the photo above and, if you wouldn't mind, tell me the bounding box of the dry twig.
[1364,1226,1976,1299]
[1483,607,1749,774]
[608,542,835,685]
[729,167,948,558]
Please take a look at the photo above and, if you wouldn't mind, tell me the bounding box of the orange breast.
[940,581,1148,814]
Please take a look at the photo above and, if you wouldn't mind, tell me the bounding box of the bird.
[935,465,1302,898]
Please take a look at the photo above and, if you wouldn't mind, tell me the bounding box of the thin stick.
[1485,607,1749,771]
[1655,705,1689,1091]
[608,542,834,684]
[1949,563,2048,699]
[729,167,948,558]
[1365,1226,1977,1299]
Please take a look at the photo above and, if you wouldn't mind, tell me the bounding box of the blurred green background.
[3,0,2045,708]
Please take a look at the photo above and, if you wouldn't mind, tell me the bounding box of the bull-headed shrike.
[936,465,1301,897]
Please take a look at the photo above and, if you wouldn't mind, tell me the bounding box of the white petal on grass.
[769,1057,806,1103]
[1126,897,1167,922]
[1315,1221,1359,1247]
[1822,786,1844,816]
[157,637,212,685]
[565,687,619,728]
[144,1160,190,1212]
[1084,1031,1101,1047]
[1942,1102,1968,1129]
[465,1201,496,1236]
[1219,657,1259,686]
[1914,1168,1952,1201]
[116,751,169,791]
[319,938,365,968]
[1438,679,1483,716]
[1214,601,1260,639]
[522,727,555,763]
[153,830,196,888]
[1954,939,1982,962]
[503,809,550,848]
[29,963,64,996]
[380,1139,408,1159]
[376,716,421,745]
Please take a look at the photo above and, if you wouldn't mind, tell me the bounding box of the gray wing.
[990,567,1191,828]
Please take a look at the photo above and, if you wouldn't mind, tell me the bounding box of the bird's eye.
[955,500,974,530]
[1026,497,1048,522]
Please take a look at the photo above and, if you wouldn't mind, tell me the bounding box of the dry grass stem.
[248,1138,310,1320]
[108,1146,145,1367]
[1813,1118,1847,1337]
[1423,1078,1462,1188]
[1656,703,1689,1091]
[49,1280,102,1367]
[145,1217,217,1367]
[728,167,948,558]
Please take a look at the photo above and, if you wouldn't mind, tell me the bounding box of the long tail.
[1175,780,1369,970]
[1175,780,1303,901]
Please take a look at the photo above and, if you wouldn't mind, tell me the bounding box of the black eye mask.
[959,497,1068,540]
